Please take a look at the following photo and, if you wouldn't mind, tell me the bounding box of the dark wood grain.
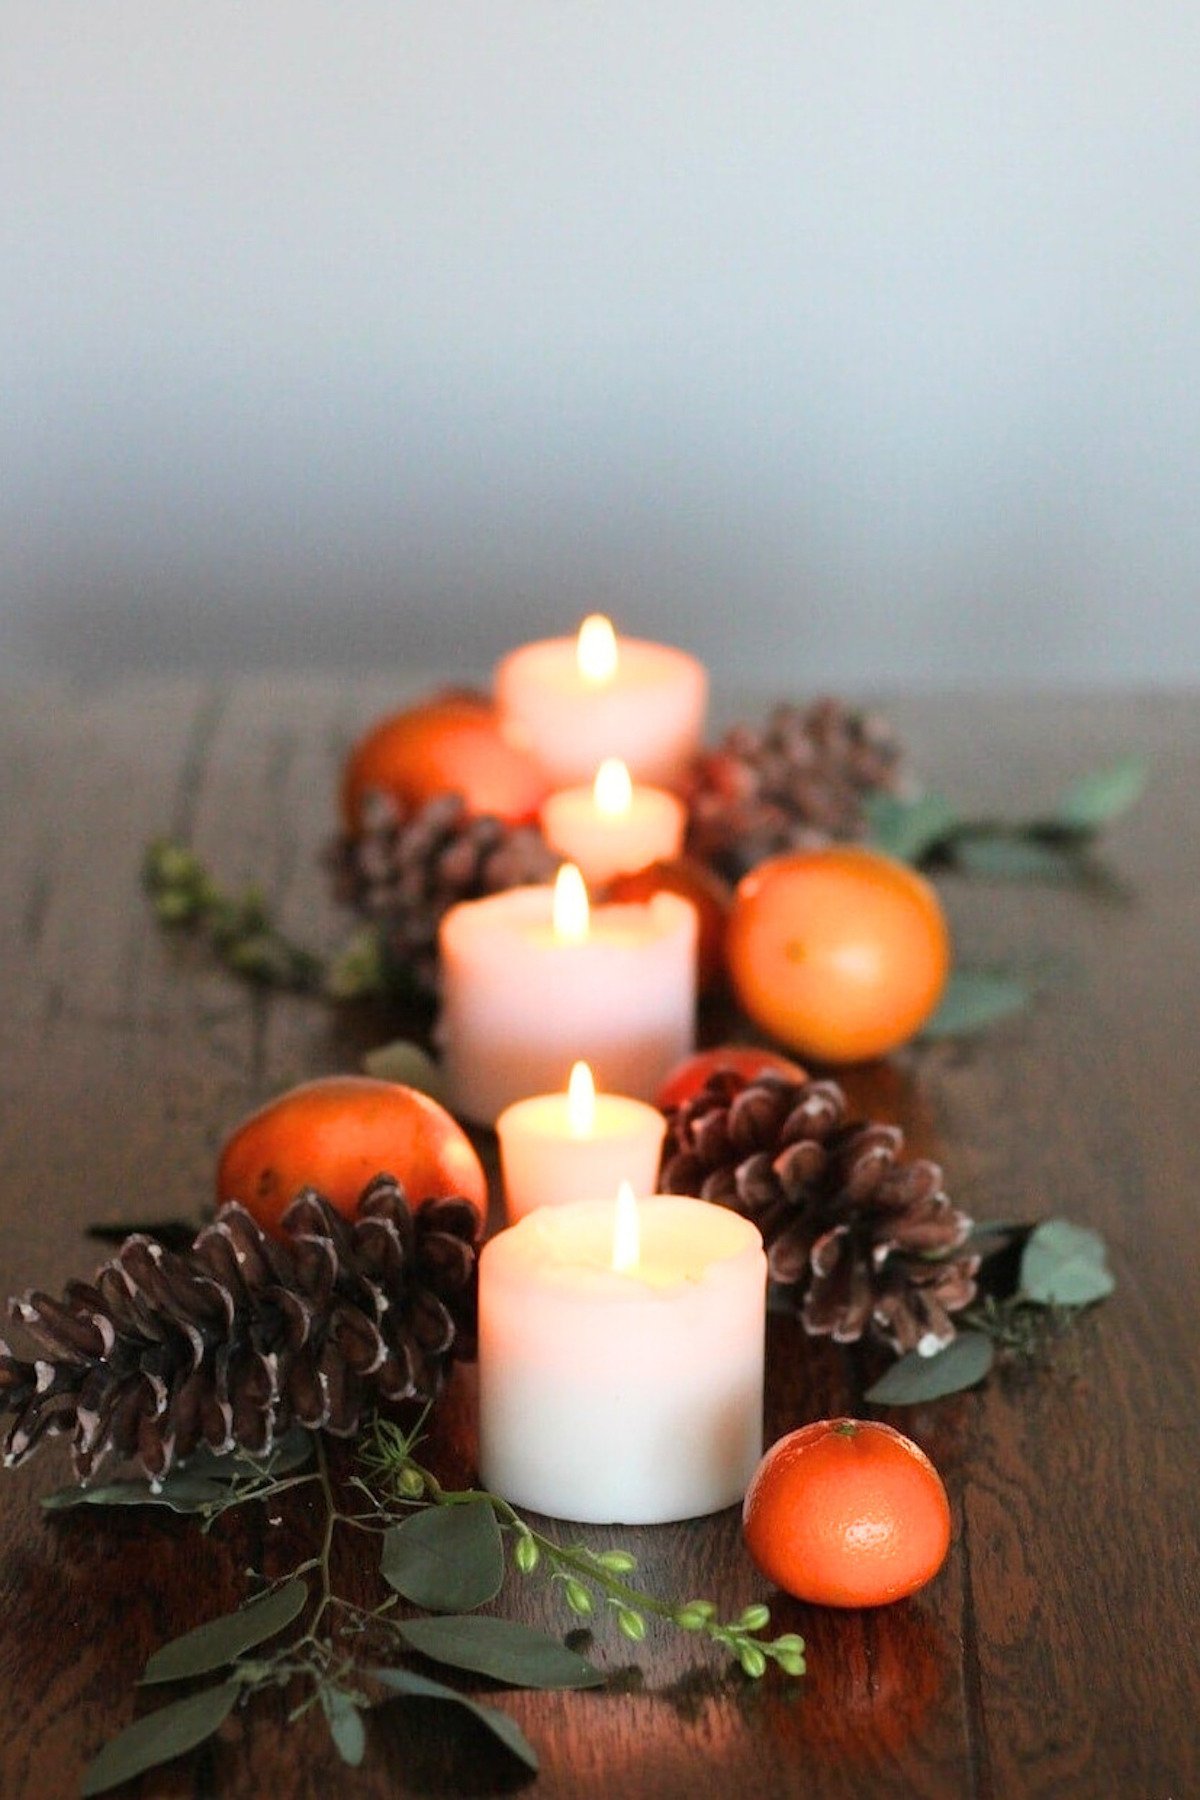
[0,681,1195,1799]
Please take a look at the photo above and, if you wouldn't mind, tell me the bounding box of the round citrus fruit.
[742,1418,951,1607]
[217,1076,488,1234]
[341,695,549,832]
[655,1044,807,1112]
[725,846,950,1063]
[605,857,733,995]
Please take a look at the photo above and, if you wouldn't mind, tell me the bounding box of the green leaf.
[1050,756,1148,833]
[394,1614,606,1689]
[175,1428,315,1482]
[321,1688,366,1767]
[141,1580,308,1684]
[1019,1219,1115,1307]
[866,1330,995,1404]
[42,1474,232,1514]
[919,969,1030,1040]
[369,1666,538,1773]
[361,1039,449,1104]
[951,834,1083,882]
[380,1500,504,1611]
[864,791,960,863]
[325,925,385,1000]
[81,1682,240,1796]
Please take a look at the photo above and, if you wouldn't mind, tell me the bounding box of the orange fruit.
[341,696,549,832]
[217,1076,488,1234]
[743,1418,951,1607]
[605,857,733,995]
[655,1044,807,1112]
[725,846,950,1063]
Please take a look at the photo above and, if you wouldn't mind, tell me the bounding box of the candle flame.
[552,863,590,943]
[593,757,633,818]
[577,614,618,685]
[566,1060,596,1135]
[611,1180,640,1273]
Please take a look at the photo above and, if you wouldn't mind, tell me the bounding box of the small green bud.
[738,1643,767,1679]
[738,1603,771,1633]
[594,1549,637,1573]
[397,1467,425,1499]
[563,1579,593,1616]
[615,1608,647,1643]
[514,1534,540,1575]
[774,1649,806,1677]
[674,1599,716,1631]
[159,895,199,926]
[771,1633,805,1656]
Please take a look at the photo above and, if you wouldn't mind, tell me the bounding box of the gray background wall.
[3,4,1198,689]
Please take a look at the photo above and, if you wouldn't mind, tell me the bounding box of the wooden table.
[0,679,1195,1799]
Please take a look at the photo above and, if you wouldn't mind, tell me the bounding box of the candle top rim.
[541,779,686,814]
[496,636,706,685]
[438,882,697,946]
[495,1088,668,1136]
[481,1195,763,1295]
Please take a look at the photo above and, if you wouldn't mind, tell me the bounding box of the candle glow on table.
[540,758,687,887]
[478,1191,767,1523]
[494,615,708,789]
[496,1061,668,1223]
[439,864,697,1124]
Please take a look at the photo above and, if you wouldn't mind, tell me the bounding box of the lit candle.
[539,758,686,887]
[438,865,697,1125]
[497,1061,668,1224]
[478,1189,767,1523]
[494,615,708,789]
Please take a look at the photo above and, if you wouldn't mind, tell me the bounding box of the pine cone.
[0,1177,480,1484]
[684,698,907,880]
[330,791,560,993]
[661,1071,978,1355]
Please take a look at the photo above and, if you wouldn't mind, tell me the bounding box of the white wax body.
[495,636,708,789]
[479,1198,767,1523]
[539,783,686,887]
[496,1091,667,1224]
[438,886,697,1125]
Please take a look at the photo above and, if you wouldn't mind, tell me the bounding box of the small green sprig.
[359,1415,806,1681]
[143,840,326,992]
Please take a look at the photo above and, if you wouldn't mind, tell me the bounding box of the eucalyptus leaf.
[42,1474,232,1514]
[919,969,1030,1040]
[80,1681,240,1796]
[951,834,1083,882]
[370,1666,539,1772]
[141,1579,308,1684]
[175,1427,315,1482]
[321,1687,367,1767]
[361,1039,449,1103]
[864,791,960,863]
[865,1330,995,1404]
[1020,1219,1115,1307]
[380,1500,504,1611]
[395,1614,606,1690]
[1050,756,1148,833]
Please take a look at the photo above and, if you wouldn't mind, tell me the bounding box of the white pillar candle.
[540,758,686,887]
[495,615,708,790]
[439,866,697,1125]
[479,1191,766,1523]
[497,1061,667,1223]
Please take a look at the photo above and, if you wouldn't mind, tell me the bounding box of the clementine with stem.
[725,846,950,1063]
[742,1418,951,1607]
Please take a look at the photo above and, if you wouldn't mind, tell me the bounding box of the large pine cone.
[684,698,906,880]
[0,1177,480,1484]
[661,1071,978,1355]
[330,791,560,994]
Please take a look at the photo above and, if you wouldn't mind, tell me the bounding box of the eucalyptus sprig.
[359,1414,806,1680]
[48,1409,802,1794]
[143,840,327,993]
